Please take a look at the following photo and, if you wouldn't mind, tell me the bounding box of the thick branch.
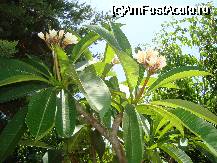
[112,112,123,136]
[75,103,127,163]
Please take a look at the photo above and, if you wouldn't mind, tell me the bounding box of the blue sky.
[79,0,215,82]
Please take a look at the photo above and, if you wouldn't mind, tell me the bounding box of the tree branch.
[75,103,127,163]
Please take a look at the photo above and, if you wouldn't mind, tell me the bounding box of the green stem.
[134,74,150,104]
[53,50,61,81]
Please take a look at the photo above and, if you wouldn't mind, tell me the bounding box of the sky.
[78,0,215,82]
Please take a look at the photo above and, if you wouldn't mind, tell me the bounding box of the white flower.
[37,32,45,40]
[136,50,146,64]
[58,30,64,39]
[49,29,57,39]
[156,56,166,69]
[145,49,158,66]
[63,32,78,45]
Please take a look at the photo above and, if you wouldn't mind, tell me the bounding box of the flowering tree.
[0,23,217,162]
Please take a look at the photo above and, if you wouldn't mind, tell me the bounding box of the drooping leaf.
[26,88,56,139]
[0,108,27,162]
[67,65,111,120]
[151,99,217,125]
[111,22,132,55]
[0,58,46,80]
[123,104,143,163]
[170,108,217,156]
[0,81,48,103]
[0,74,50,87]
[71,32,100,63]
[55,89,76,138]
[148,66,212,92]
[23,55,52,78]
[86,25,120,50]
[160,144,193,163]
[137,105,184,136]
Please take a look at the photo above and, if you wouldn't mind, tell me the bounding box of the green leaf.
[26,88,56,139]
[0,108,27,162]
[137,105,184,136]
[194,141,217,161]
[86,25,120,50]
[103,44,115,63]
[148,66,212,92]
[160,144,193,163]
[0,58,47,80]
[171,108,217,156]
[123,104,143,163]
[23,55,52,78]
[0,74,50,87]
[111,22,132,55]
[55,89,76,138]
[67,65,111,120]
[0,81,48,103]
[87,25,139,94]
[79,67,111,119]
[53,45,69,78]
[151,99,217,125]
[71,32,99,63]
[42,150,62,163]
[117,51,139,94]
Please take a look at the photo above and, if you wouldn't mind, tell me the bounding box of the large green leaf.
[111,22,132,55]
[71,32,99,63]
[0,58,48,80]
[151,99,217,125]
[26,88,56,139]
[171,108,217,156]
[23,55,52,78]
[137,105,184,136]
[123,104,143,163]
[67,65,111,120]
[160,144,193,163]
[0,108,27,162]
[0,81,48,103]
[148,66,212,92]
[86,25,120,50]
[87,25,139,94]
[103,44,115,63]
[0,74,50,87]
[53,45,69,79]
[55,89,76,138]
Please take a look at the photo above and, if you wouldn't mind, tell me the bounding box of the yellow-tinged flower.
[48,29,57,39]
[136,50,146,64]
[63,32,78,45]
[156,56,166,69]
[38,32,45,40]
[58,30,64,39]
[145,49,158,66]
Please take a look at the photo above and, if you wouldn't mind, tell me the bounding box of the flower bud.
[58,30,64,39]
[112,56,120,64]
[49,29,57,39]
[38,32,45,40]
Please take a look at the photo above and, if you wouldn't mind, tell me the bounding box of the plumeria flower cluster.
[38,29,78,48]
[135,49,166,74]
